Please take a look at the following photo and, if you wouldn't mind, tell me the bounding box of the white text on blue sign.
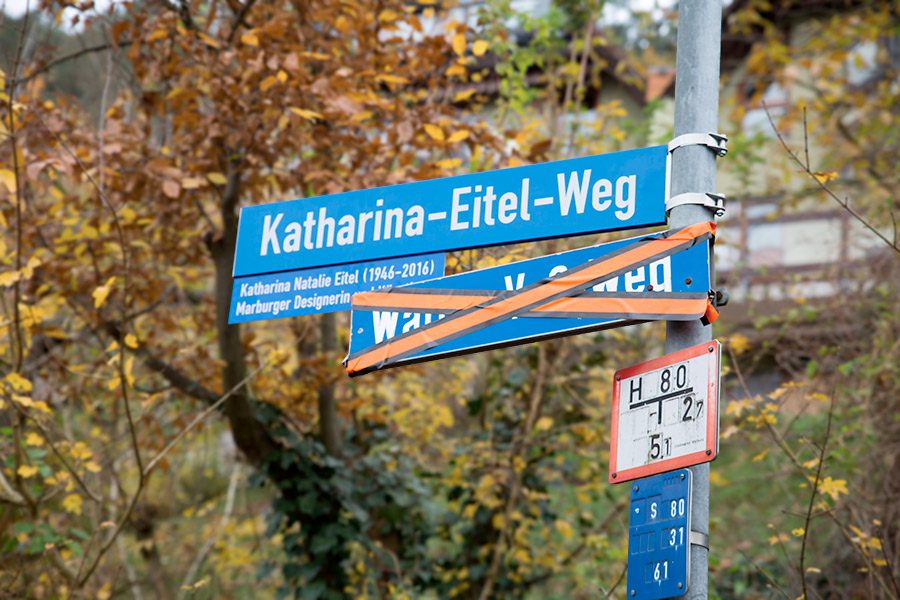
[233,146,668,276]
[228,254,444,323]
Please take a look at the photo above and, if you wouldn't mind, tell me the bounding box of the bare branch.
[762,103,900,255]
[75,361,267,587]
[227,0,258,43]
[14,41,133,86]
[0,468,26,505]
[143,361,268,477]
[799,390,835,600]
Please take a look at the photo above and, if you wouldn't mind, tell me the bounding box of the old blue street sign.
[345,226,713,370]
[228,253,444,323]
[233,145,668,276]
[627,469,692,599]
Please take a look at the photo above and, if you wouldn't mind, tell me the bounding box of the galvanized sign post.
[666,1,725,598]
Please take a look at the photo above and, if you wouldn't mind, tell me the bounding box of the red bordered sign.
[609,340,720,484]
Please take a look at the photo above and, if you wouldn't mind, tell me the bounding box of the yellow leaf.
[709,471,729,486]
[62,493,83,515]
[0,168,16,193]
[147,29,168,42]
[375,74,408,85]
[820,477,848,501]
[378,9,400,22]
[124,356,135,387]
[4,372,32,393]
[874,559,887,567]
[124,333,138,349]
[424,123,445,142]
[70,442,92,461]
[472,40,489,57]
[792,528,805,537]
[259,75,278,92]
[447,130,470,144]
[181,177,206,190]
[241,31,259,47]
[84,461,102,473]
[97,583,112,600]
[289,107,323,121]
[277,69,288,83]
[17,465,38,479]
[92,276,116,308]
[0,270,19,287]
[436,158,462,169]
[453,89,476,102]
[12,394,33,408]
[25,432,42,446]
[729,333,750,355]
[446,64,467,78]
[198,32,220,49]
[452,33,466,56]
[535,416,553,431]
[812,171,838,184]
[554,519,574,540]
[207,172,228,186]
[751,449,769,462]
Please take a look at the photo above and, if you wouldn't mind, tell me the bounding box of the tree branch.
[478,344,550,600]
[763,103,900,255]
[0,468,26,505]
[14,41,133,86]
[799,390,835,600]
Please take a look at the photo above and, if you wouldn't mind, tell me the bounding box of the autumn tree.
[1,1,506,596]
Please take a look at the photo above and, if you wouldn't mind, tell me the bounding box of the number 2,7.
[681,394,704,422]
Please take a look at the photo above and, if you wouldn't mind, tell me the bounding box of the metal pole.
[667,2,722,599]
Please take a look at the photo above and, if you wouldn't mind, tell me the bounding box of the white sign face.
[609,340,720,483]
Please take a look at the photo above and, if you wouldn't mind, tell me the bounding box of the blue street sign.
[228,253,444,323]
[628,469,692,599]
[345,228,711,365]
[233,146,668,276]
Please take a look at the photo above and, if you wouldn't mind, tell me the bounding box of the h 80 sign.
[609,340,720,484]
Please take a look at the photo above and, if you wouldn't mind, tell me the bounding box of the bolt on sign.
[628,469,692,599]
[609,340,721,484]
[345,222,718,376]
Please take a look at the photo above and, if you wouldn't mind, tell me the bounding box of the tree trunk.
[317,313,342,456]
[207,156,280,466]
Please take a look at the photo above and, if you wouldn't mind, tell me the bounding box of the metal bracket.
[666,192,726,218]
[689,530,709,550]
[668,132,728,157]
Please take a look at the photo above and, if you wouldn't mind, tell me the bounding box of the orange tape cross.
[346,221,716,376]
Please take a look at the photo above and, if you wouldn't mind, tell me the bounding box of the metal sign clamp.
[689,530,709,550]
[668,132,728,157]
[666,192,726,218]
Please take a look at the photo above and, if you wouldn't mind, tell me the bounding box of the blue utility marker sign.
[346,227,712,368]
[628,469,691,599]
[228,253,444,323]
[233,146,668,276]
